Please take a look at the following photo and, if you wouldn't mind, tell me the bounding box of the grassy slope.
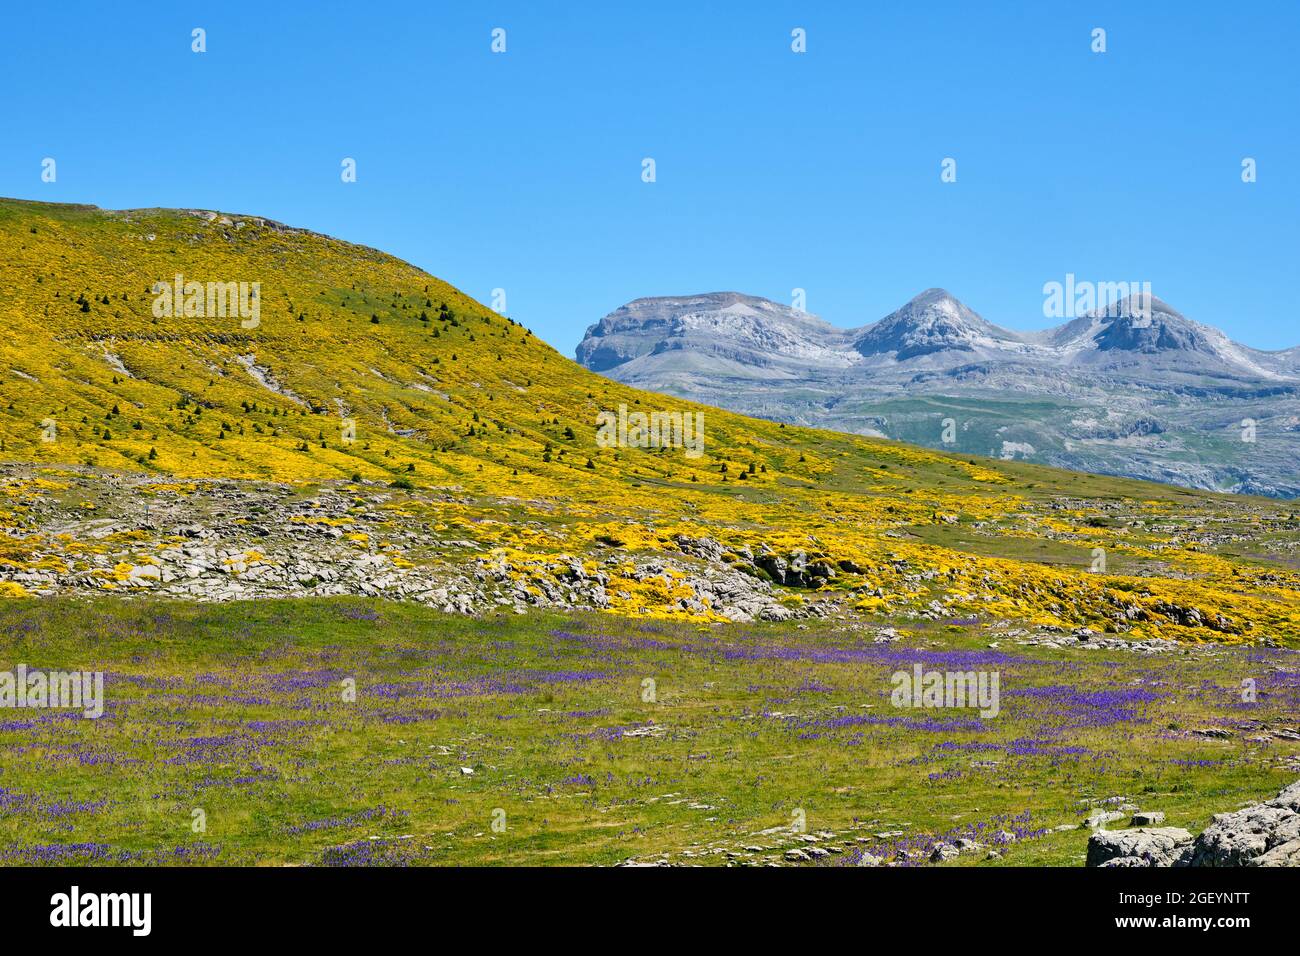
[0,196,1223,493]
[1,197,1299,642]
[0,596,1294,866]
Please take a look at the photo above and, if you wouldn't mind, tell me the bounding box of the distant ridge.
[577,289,1300,497]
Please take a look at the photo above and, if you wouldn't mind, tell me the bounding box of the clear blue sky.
[4,1,1297,350]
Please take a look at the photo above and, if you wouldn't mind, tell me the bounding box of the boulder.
[930,842,959,862]
[1086,827,1194,868]
[1180,794,1300,867]
[1086,780,1300,867]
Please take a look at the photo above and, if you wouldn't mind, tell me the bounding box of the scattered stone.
[1082,810,1126,829]
[1130,811,1165,826]
[930,842,959,862]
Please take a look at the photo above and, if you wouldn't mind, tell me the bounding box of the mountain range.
[576,289,1300,497]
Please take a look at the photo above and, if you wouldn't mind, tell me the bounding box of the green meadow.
[0,597,1295,866]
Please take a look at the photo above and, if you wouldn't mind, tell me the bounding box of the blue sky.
[4,1,1297,350]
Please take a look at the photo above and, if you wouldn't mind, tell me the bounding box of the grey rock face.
[1179,781,1300,867]
[1255,839,1300,866]
[1086,780,1300,867]
[1086,827,1194,867]
[577,290,1300,497]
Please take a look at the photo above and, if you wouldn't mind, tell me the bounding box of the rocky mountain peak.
[853,289,1020,360]
[575,292,855,373]
[1057,293,1227,359]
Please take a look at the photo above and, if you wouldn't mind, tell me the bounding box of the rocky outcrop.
[1086,780,1300,867]
[0,467,824,623]
[1086,827,1194,868]
[1178,781,1300,867]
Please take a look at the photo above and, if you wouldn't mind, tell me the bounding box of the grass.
[1,596,1296,866]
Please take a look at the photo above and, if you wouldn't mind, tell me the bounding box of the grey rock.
[1130,811,1165,826]
[1086,827,1194,868]
[1181,798,1300,867]
[930,842,959,862]
[1087,780,1300,868]
[1083,810,1127,829]
[1255,838,1300,867]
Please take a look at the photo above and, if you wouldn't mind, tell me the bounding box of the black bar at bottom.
[0,865,1280,942]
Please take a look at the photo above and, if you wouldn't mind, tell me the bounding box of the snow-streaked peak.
[853,289,1032,361]
[1041,293,1289,379]
[576,291,860,371]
